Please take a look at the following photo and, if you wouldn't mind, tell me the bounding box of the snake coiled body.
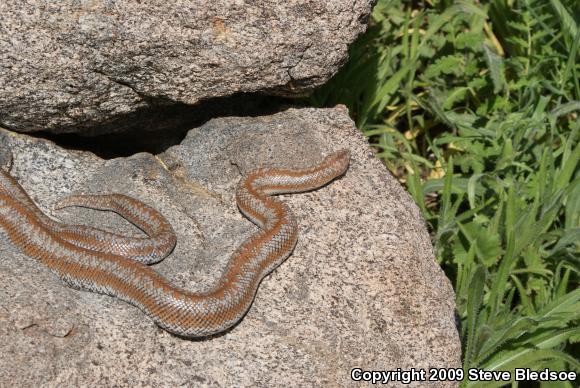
[0,166,177,263]
[0,149,349,337]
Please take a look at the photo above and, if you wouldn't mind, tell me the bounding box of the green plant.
[310,0,580,385]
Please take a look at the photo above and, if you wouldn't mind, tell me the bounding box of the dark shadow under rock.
[33,94,296,158]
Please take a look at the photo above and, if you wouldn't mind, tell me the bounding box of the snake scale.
[0,146,350,337]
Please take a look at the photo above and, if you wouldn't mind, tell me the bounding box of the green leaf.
[424,55,464,78]
[443,87,470,109]
[565,181,580,229]
[549,0,579,41]
[550,101,580,118]
[532,328,580,349]
[459,222,502,267]
[511,275,535,314]
[555,141,580,192]
[513,190,564,260]
[483,45,506,93]
[549,227,580,254]
[537,289,580,321]
[367,66,410,125]
[464,265,486,369]
[482,348,580,379]
[476,316,537,365]
[457,31,483,49]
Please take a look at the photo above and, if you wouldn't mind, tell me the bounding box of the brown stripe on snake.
[52,194,177,264]
[0,160,176,263]
[0,149,350,337]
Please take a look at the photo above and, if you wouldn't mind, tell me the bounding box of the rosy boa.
[0,146,349,337]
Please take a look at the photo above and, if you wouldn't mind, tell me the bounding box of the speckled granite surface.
[0,106,460,387]
[0,1,373,135]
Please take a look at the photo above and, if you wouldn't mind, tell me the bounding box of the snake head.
[323,149,351,178]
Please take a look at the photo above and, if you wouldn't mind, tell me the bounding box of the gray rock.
[0,1,374,135]
[0,107,461,387]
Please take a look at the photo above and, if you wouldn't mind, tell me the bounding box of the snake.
[0,146,350,337]
[0,155,177,264]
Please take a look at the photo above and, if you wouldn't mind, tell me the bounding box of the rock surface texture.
[0,0,374,135]
[0,107,461,387]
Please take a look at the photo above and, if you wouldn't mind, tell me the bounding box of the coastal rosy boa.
[0,146,349,337]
